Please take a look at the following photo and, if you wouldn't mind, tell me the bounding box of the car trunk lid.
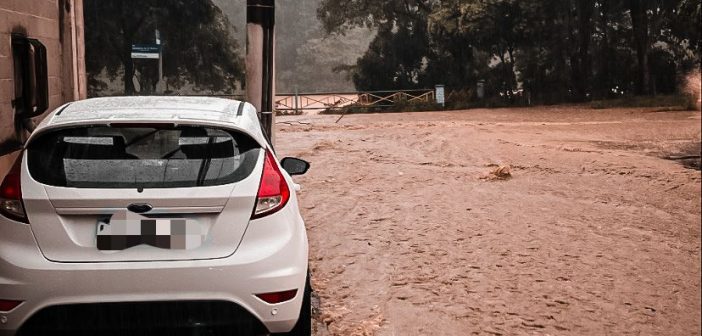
[21,124,263,263]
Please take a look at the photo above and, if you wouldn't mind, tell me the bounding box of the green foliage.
[318,0,701,105]
[318,0,434,91]
[352,24,430,91]
[84,0,244,96]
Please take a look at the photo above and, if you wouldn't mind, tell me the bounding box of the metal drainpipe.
[246,0,275,147]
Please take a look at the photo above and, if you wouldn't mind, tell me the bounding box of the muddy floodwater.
[276,106,701,336]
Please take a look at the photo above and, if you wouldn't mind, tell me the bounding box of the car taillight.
[0,159,28,223]
[255,289,298,304]
[0,299,23,312]
[251,149,290,219]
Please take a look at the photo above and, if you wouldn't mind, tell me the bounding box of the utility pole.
[246,0,275,146]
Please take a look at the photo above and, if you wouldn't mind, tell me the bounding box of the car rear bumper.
[15,301,269,336]
[0,208,308,335]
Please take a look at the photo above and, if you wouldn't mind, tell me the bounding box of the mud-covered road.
[276,106,701,336]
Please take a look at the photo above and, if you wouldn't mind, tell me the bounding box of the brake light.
[255,289,298,304]
[251,150,290,219]
[0,159,28,223]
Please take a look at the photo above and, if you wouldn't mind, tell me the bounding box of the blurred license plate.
[97,218,203,251]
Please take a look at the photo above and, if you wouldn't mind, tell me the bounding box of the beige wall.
[0,0,86,177]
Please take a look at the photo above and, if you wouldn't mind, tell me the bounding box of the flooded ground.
[276,106,701,336]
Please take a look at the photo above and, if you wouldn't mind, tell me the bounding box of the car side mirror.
[281,157,310,176]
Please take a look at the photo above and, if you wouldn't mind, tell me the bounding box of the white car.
[0,97,311,335]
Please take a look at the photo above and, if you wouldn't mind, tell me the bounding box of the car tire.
[277,274,312,336]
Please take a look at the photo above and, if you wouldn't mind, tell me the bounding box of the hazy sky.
[211,0,372,92]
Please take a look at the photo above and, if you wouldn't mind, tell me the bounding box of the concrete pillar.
[73,0,87,100]
[246,0,275,146]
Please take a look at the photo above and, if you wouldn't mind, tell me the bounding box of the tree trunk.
[575,0,594,101]
[628,0,650,95]
[507,46,516,92]
[566,4,582,101]
[596,0,611,99]
[123,40,135,95]
[551,9,569,103]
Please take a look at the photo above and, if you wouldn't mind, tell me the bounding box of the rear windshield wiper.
[196,136,215,186]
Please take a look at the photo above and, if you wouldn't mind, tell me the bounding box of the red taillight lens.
[251,150,290,219]
[0,159,28,223]
[0,299,23,312]
[255,289,298,304]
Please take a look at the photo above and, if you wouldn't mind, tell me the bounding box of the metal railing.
[274,89,436,113]
[174,89,439,114]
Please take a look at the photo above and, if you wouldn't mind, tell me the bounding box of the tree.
[84,0,244,96]
[626,0,652,95]
[318,0,434,35]
[352,23,430,90]
[430,0,529,97]
[318,0,434,91]
[622,0,701,95]
[571,0,596,100]
[318,0,700,102]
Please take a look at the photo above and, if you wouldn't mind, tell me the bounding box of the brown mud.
[277,106,701,336]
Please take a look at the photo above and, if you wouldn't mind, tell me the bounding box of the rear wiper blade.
[196,136,215,186]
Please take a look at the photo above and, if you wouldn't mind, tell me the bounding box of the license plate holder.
[97,216,203,251]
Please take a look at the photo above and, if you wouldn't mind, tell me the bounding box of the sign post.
[435,84,445,108]
[477,80,485,99]
[155,30,164,94]
[131,31,164,94]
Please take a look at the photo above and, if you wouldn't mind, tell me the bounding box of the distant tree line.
[318,0,700,104]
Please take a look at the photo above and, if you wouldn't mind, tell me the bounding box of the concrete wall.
[0,0,86,178]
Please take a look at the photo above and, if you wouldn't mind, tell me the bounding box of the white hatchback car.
[0,97,311,335]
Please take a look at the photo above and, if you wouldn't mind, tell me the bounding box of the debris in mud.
[277,120,312,126]
[666,155,701,171]
[481,165,513,180]
[313,140,336,151]
[664,142,702,171]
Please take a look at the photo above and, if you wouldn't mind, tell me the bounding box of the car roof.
[33,96,268,146]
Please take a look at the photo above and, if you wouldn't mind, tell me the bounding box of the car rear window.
[27,126,261,189]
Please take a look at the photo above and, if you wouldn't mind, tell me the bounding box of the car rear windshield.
[27,125,261,189]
